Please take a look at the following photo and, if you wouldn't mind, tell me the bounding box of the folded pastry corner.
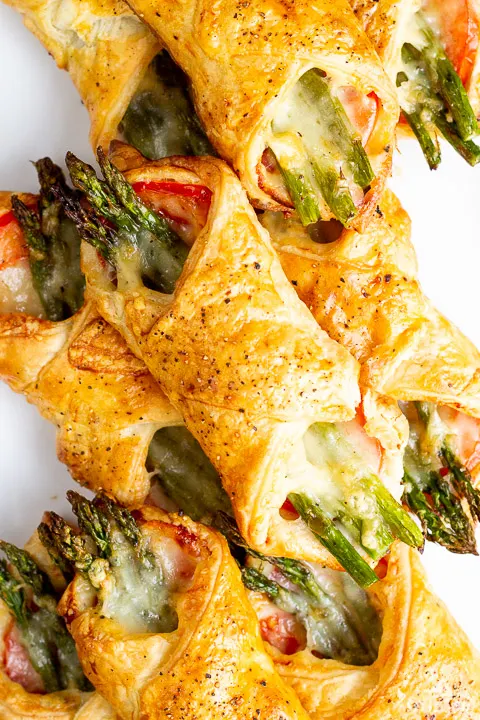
[127,0,399,230]
[5,0,160,151]
[263,189,480,554]
[248,541,480,719]
[45,495,310,720]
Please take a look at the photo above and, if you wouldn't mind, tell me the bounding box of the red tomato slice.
[0,212,28,271]
[337,88,378,146]
[423,0,479,85]
[260,611,307,655]
[3,623,44,694]
[132,181,212,246]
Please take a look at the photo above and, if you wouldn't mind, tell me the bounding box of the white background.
[1,3,480,646]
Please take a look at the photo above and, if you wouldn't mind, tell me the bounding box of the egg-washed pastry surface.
[262,190,480,554]
[4,0,160,152]
[248,542,480,720]
[0,176,183,507]
[61,144,422,585]
[351,0,480,167]
[6,0,214,160]
[0,530,118,719]
[126,0,399,231]
[38,493,309,720]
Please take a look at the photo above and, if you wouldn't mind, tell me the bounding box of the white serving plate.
[1,2,479,648]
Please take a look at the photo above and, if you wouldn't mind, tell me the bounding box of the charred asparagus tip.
[41,512,95,575]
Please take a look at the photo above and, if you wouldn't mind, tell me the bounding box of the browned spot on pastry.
[68,319,147,375]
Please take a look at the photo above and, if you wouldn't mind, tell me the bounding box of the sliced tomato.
[337,89,378,146]
[0,212,28,271]
[423,0,479,85]
[280,498,300,520]
[438,406,480,475]
[3,622,44,694]
[132,181,212,246]
[260,611,307,655]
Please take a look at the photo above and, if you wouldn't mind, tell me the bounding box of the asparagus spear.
[397,33,480,167]
[287,493,379,588]
[0,545,90,692]
[120,50,215,160]
[241,566,281,597]
[64,151,188,294]
[270,68,374,226]
[40,494,176,634]
[147,426,233,522]
[402,401,480,554]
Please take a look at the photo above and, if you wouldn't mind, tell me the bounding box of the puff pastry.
[0,532,117,720]
[56,502,309,720]
[80,147,412,574]
[248,542,480,719]
[4,0,159,151]
[127,0,399,228]
[0,191,183,505]
[263,190,480,550]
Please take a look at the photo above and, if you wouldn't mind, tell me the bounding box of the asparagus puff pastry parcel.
[63,145,422,586]
[0,173,183,506]
[262,190,480,554]
[127,0,399,229]
[6,0,213,159]
[351,0,480,167]
[0,530,117,719]
[246,542,480,720]
[40,494,309,720]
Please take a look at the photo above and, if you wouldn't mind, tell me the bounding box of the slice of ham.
[3,622,45,694]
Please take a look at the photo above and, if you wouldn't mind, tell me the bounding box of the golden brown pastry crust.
[266,190,480,422]
[58,506,309,720]
[82,149,363,565]
[248,543,480,719]
[127,0,399,227]
[4,0,160,150]
[0,302,182,505]
[0,190,182,504]
[351,0,480,120]
[0,533,117,720]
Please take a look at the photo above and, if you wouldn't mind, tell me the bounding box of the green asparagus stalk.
[147,426,233,522]
[40,513,97,576]
[287,493,379,588]
[398,32,480,167]
[402,401,480,554]
[276,164,322,225]
[241,566,281,597]
[419,20,478,141]
[11,159,85,320]
[120,50,215,160]
[65,151,188,293]
[37,522,75,581]
[311,159,357,226]
[0,544,90,692]
[298,69,374,189]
